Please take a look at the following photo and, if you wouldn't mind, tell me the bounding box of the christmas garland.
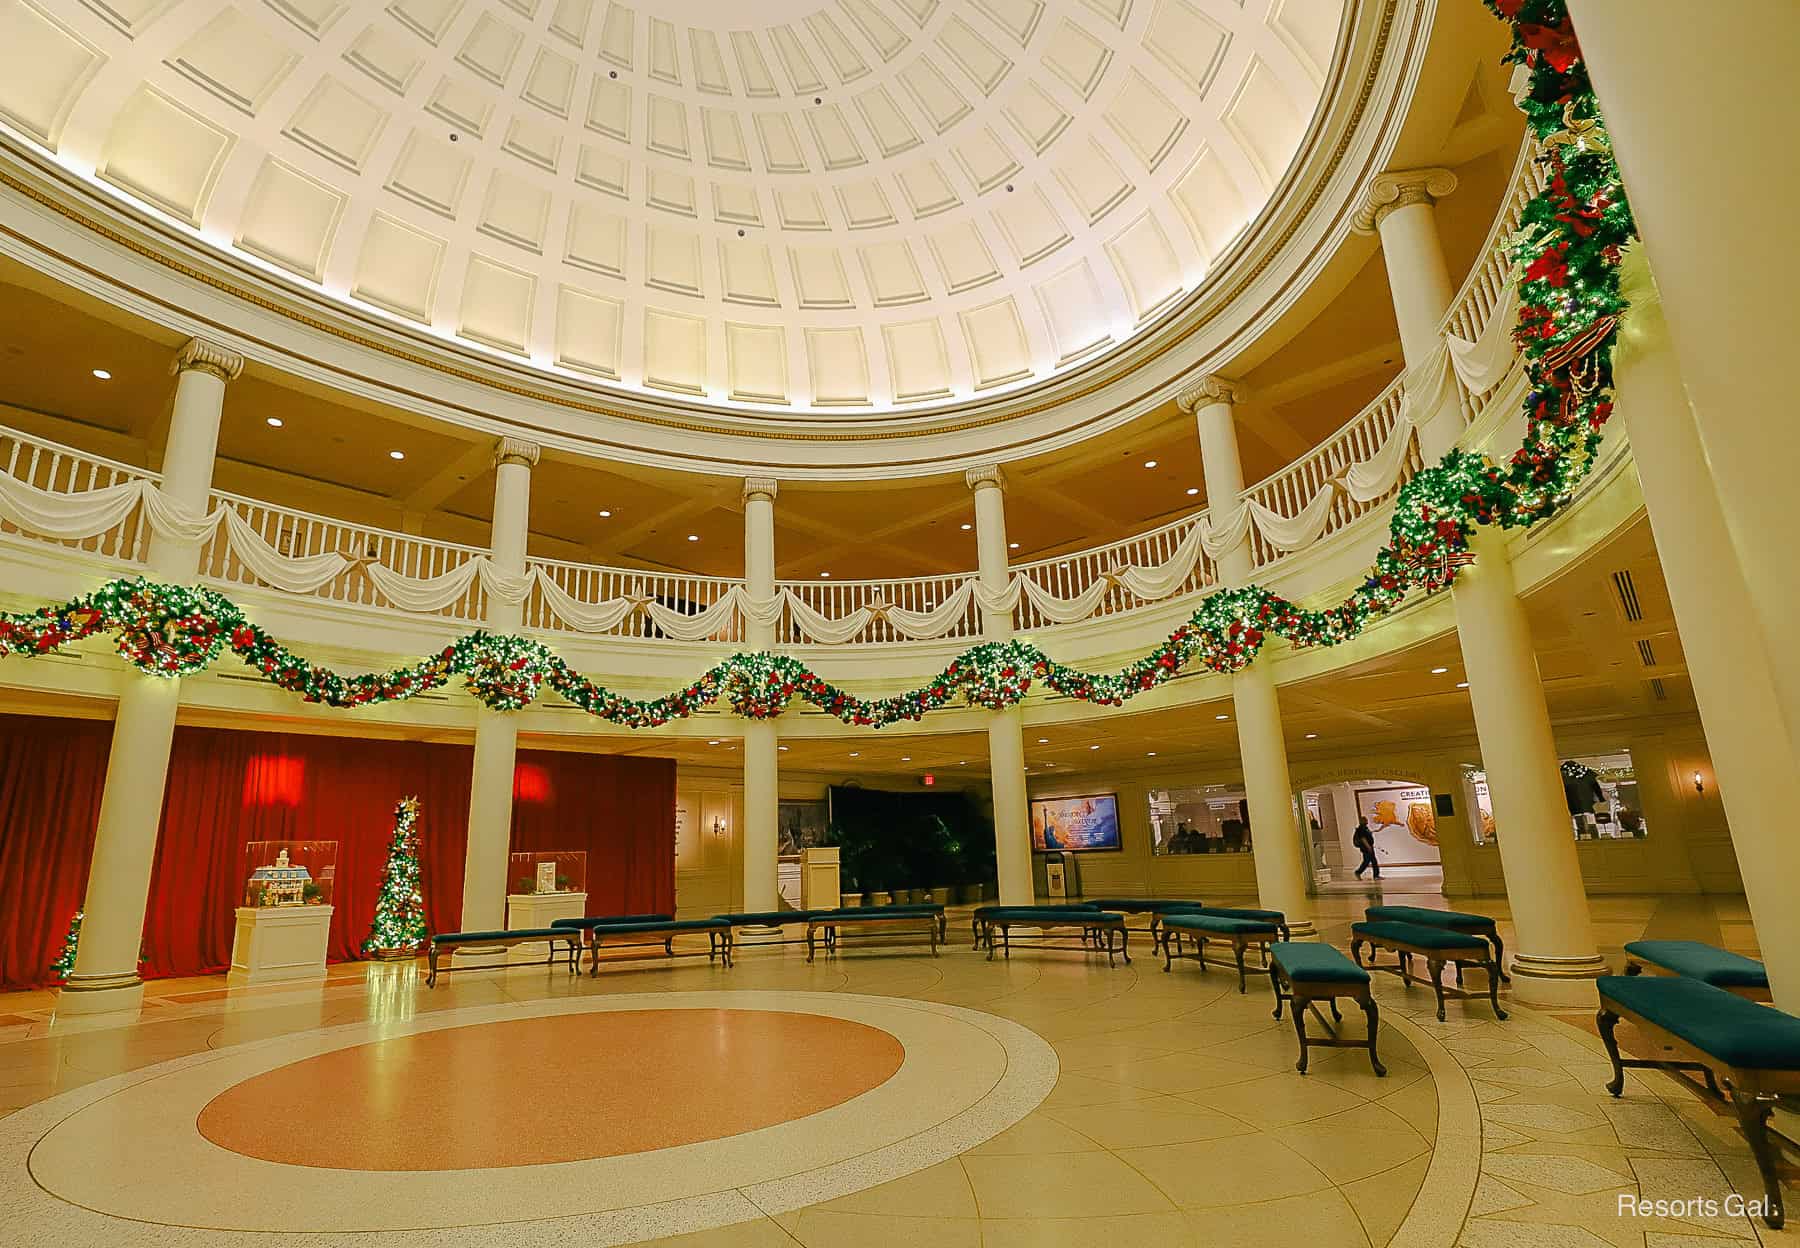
[0,2,1628,731]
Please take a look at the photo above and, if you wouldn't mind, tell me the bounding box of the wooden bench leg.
[1427,956,1448,1021]
[1120,926,1130,965]
[1596,1005,1627,1096]
[1163,930,1175,972]
[1730,1092,1785,1230]
[1233,937,1248,994]
[1291,990,1312,1074]
[1485,959,1509,1020]
[1491,932,1510,981]
[1350,938,1365,968]
[427,944,439,987]
[1269,964,1285,1019]
[1360,992,1387,1076]
[805,926,817,963]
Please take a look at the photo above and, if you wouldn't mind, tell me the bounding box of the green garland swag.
[0,1,1628,731]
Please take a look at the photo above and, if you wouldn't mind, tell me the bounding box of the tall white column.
[457,437,537,958]
[741,477,780,914]
[1179,377,1313,937]
[1356,172,1606,1003]
[1567,0,1800,765]
[1612,255,1800,1010]
[60,339,242,1015]
[967,466,1033,906]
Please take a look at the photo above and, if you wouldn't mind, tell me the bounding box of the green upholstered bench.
[805,908,941,962]
[971,902,1097,949]
[859,903,948,941]
[980,907,1129,965]
[1084,899,1207,947]
[425,927,581,986]
[711,910,830,950]
[1162,912,1282,992]
[558,917,732,973]
[1597,975,1800,1229]
[1365,905,1507,980]
[1269,942,1385,1076]
[1624,940,1772,1001]
[1351,920,1507,1022]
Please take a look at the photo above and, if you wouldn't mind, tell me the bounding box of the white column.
[1567,0,1800,762]
[1179,377,1313,937]
[457,438,537,959]
[1356,174,1607,1003]
[1613,255,1800,1010]
[741,477,780,914]
[967,466,1033,906]
[60,339,242,1015]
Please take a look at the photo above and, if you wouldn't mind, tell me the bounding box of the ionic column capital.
[1175,374,1242,413]
[964,464,1006,493]
[1351,168,1459,235]
[493,436,541,469]
[742,476,780,504]
[170,337,244,383]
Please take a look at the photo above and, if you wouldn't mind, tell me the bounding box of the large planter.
[876,890,897,906]
[930,886,952,906]
[951,883,978,904]
[979,881,999,902]
[908,887,930,904]
[839,892,862,908]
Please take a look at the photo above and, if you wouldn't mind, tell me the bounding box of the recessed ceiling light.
[1008,541,1019,549]
[1089,744,1100,750]
[1305,732,1319,739]
[265,417,283,428]
[1186,487,1200,496]
[707,739,720,745]
[388,450,405,460]
[687,534,699,542]
[1144,459,1158,469]
[777,745,789,752]
[819,571,831,578]
[598,509,612,517]
[1457,681,1470,689]
[960,523,972,530]
[91,369,111,380]
[900,756,911,762]
[849,751,860,758]
[1146,751,1157,757]
[1215,713,1230,721]
[1431,666,1449,675]
[1037,737,1048,744]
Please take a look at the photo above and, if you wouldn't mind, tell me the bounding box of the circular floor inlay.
[197,1008,904,1170]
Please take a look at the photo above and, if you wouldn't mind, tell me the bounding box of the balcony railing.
[1012,513,1218,633]
[0,426,154,561]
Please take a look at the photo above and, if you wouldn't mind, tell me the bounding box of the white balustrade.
[198,492,490,620]
[0,426,155,561]
[1440,134,1546,426]
[777,573,980,644]
[528,556,745,641]
[1012,513,1219,632]
[1245,374,1419,572]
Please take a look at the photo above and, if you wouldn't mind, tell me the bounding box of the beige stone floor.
[0,891,1791,1247]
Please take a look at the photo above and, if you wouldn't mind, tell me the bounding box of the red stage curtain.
[509,750,676,917]
[143,728,474,977]
[0,714,113,991]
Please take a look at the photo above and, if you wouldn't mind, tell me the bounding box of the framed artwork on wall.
[1030,793,1122,852]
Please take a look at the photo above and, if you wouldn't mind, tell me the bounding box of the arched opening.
[1300,777,1444,893]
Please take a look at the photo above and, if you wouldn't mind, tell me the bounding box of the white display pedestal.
[227,905,332,987]
[505,892,587,963]
[801,847,840,910]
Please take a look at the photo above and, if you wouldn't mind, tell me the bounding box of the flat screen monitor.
[1030,793,1122,852]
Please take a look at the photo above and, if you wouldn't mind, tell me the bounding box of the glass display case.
[243,840,337,908]
[508,850,586,896]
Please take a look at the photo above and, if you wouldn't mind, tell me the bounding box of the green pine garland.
[0,1,1628,731]
[362,797,427,957]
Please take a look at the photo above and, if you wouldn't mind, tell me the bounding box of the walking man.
[1352,818,1381,880]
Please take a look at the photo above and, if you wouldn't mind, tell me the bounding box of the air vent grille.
[1636,639,1657,667]
[1612,569,1643,621]
[1646,677,1668,701]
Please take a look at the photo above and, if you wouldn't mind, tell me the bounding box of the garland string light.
[0,1,1626,732]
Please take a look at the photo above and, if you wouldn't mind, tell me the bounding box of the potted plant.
[301,880,323,905]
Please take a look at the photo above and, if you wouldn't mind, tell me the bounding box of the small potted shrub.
[301,880,323,905]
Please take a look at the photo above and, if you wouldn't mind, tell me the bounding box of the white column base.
[55,978,146,1017]
[1508,952,1608,1008]
[1280,920,1318,941]
[451,946,510,970]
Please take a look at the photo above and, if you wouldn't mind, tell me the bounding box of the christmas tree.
[363,796,427,958]
[49,911,82,983]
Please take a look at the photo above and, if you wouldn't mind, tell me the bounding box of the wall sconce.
[1693,771,1705,794]
[711,815,728,838]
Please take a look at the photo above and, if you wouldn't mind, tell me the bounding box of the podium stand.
[801,847,841,910]
[228,905,332,987]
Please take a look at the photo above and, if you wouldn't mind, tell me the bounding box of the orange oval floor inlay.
[196,1008,905,1170]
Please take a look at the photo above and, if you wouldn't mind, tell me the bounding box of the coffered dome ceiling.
[0,0,1344,416]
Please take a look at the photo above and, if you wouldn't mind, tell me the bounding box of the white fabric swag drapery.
[1445,282,1520,395]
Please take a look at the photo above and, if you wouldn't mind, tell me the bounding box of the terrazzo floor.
[0,891,1789,1247]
